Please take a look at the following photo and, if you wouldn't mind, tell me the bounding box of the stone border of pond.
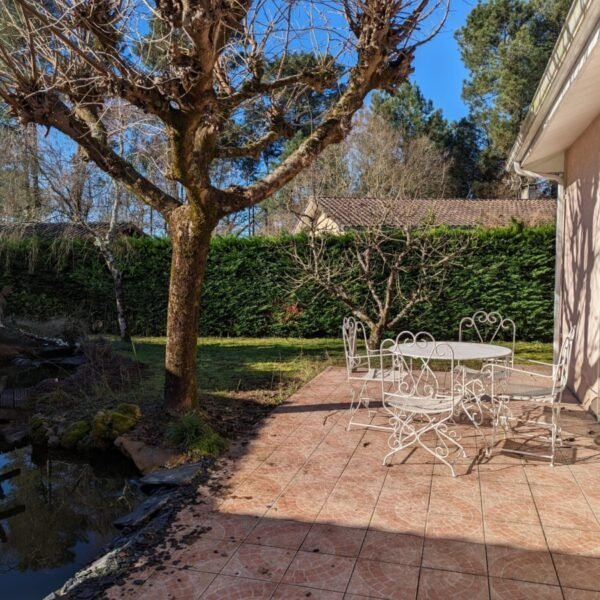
[46,457,215,600]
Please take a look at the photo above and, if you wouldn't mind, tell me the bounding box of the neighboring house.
[295,197,556,233]
[508,0,600,415]
[0,222,145,240]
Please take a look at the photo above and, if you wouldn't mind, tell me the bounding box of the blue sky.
[410,0,475,122]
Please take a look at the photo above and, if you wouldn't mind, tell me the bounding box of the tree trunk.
[99,245,131,342]
[112,270,130,342]
[368,323,385,351]
[164,204,215,413]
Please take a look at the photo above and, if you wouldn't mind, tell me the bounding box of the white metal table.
[392,340,511,361]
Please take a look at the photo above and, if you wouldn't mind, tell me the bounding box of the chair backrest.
[459,310,516,359]
[387,331,457,403]
[342,316,370,373]
[554,326,576,392]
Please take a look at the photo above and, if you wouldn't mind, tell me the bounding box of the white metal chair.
[342,317,396,431]
[484,326,576,466]
[381,332,477,476]
[458,310,516,378]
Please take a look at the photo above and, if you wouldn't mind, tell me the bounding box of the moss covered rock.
[116,403,142,420]
[89,406,140,448]
[30,414,49,446]
[61,420,90,449]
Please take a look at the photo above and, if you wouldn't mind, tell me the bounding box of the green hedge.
[0,225,556,341]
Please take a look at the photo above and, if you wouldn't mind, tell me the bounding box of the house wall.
[561,112,600,416]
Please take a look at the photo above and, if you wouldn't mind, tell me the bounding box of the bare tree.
[0,0,447,412]
[38,143,132,341]
[293,199,466,348]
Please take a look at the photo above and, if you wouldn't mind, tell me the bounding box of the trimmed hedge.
[0,224,556,341]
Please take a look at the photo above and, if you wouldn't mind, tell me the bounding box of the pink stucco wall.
[561,113,600,415]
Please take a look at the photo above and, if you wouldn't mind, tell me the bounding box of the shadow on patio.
[102,367,600,599]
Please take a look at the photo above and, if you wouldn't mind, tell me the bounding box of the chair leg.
[383,413,417,464]
[347,379,369,429]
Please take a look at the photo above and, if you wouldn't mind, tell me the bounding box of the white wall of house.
[560,112,600,416]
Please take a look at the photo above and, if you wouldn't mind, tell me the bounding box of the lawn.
[114,336,552,401]
[115,336,343,401]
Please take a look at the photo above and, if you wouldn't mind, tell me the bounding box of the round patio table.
[392,340,511,361]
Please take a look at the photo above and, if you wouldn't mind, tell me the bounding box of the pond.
[0,445,142,600]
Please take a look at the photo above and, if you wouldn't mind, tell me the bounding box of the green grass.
[114,336,345,403]
[113,336,552,402]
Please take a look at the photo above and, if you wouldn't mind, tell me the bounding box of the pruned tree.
[0,0,447,412]
[292,198,466,348]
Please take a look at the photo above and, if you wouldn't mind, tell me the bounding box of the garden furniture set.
[342,312,576,476]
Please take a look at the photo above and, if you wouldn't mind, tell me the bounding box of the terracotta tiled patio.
[106,367,600,599]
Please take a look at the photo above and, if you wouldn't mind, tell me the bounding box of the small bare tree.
[39,144,132,341]
[293,198,465,348]
[0,0,447,412]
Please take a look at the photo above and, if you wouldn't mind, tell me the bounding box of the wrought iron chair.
[381,332,481,476]
[484,326,576,466]
[342,317,396,431]
[458,310,516,378]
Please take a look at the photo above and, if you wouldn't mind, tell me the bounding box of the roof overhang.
[508,0,600,178]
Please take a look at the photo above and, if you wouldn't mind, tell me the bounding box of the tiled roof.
[0,222,145,239]
[313,197,556,229]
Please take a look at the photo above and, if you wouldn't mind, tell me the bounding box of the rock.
[61,420,90,449]
[30,414,49,446]
[115,435,183,474]
[47,433,60,448]
[0,422,29,448]
[12,356,32,367]
[55,355,86,368]
[116,403,142,420]
[139,463,203,491]
[112,492,172,529]
[90,407,140,448]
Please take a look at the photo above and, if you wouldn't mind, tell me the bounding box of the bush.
[0,225,556,341]
[165,412,227,457]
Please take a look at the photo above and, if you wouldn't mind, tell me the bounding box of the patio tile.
[553,554,600,591]
[221,543,294,581]
[544,526,600,557]
[531,486,600,530]
[346,559,419,599]
[425,510,484,543]
[524,464,576,487]
[359,530,423,566]
[483,521,547,552]
[477,464,528,485]
[370,501,427,537]
[198,512,260,542]
[272,583,344,599]
[481,482,539,525]
[563,589,600,599]
[301,524,366,557]
[417,569,489,600]
[486,545,558,585]
[282,550,356,592]
[488,577,562,600]
[246,518,311,550]
[422,538,487,575]
[200,574,277,599]
[169,538,240,573]
[139,569,215,599]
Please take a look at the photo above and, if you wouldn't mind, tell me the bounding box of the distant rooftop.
[298,197,556,232]
[0,222,145,240]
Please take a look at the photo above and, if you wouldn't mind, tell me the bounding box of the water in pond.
[0,446,142,600]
